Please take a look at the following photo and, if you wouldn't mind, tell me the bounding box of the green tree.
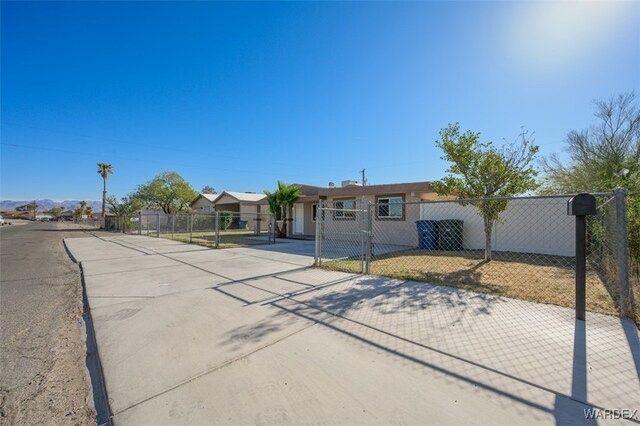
[46,206,64,218]
[433,123,539,261]
[17,201,37,212]
[540,92,639,194]
[263,190,282,236]
[201,185,216,194]
[541,92,640,275]
[97,163,113,222]
[106,195,143,217]
[133,171,198,214]
[74,201,88,220]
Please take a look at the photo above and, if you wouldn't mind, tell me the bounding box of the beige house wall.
[192,197,215,213]
[239,204,260,230]
[321,194,424,247]
[214,194,241,207]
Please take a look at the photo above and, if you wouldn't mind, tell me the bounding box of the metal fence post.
[122,216,125,234]
[315,201,322,265]
[171,214,175,240]
[359,198,365,273]
[138,211,142,235]
[365,202,372,275]
[215,211,220,248]
[189,214,193,243]
[615,188,633,316]
[156,213,161,238]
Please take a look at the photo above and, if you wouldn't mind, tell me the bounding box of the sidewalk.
[65,234,640,425]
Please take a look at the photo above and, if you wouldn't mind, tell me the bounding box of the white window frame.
[377,196,403,219]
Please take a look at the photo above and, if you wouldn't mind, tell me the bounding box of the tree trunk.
[101,177,107,224]
[280,210,287,238]
[483,217,493,262]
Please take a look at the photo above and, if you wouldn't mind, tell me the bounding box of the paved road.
[0,221,95,425]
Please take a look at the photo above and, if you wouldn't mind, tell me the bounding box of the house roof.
[190,193,218,207]
[318,181,435,197]
[212,191,266,204]
[200,193,217,202]
[255,184,324,205]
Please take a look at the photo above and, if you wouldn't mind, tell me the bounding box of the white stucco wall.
[419,197,574,256]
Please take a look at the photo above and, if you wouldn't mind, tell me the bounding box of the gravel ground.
[0,221,97,425]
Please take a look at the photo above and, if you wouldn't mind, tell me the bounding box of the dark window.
[377,196,403,219]
[335,199,355,219]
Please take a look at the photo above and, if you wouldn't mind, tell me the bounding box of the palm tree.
[74,201,88,221]
[264,190,282,237]
[275,181,301,238]
[97,163,113,223]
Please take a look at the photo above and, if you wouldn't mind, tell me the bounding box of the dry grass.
[324,250,619,316]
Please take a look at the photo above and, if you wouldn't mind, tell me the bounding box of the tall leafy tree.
[541,92,640,275]
[133,171,198,214]
[106,195,144,217]
[433,123,539,261]
[540,92,639,194]
[201,185,216,194]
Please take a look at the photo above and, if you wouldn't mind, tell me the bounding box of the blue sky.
[1,1,639,201]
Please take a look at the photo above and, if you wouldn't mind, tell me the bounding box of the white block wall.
[419,197,575,256]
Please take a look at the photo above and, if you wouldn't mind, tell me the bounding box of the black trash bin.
[439,219,463,251]
[416,220,439,250]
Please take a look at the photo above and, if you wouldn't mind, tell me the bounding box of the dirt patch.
[324,250,619,316]
[0,223,96,425]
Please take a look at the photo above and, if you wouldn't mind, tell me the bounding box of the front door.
[294,203,304,234]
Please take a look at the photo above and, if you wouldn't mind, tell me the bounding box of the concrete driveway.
[64,234,640,425]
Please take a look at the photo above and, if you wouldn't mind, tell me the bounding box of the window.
[377,196,403,219]
[334,199,355,219]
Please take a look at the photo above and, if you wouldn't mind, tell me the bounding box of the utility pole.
[32,200,37,221]
[360,168,366,186]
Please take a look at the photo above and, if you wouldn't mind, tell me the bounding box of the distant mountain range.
[0,199,102,211]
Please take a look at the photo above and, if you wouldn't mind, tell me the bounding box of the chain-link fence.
[104,215,140,234]
[106,211,276,248]
[315,192,638,321]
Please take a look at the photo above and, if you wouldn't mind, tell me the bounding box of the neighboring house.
[211,191,267,230]
[190,193,218,213]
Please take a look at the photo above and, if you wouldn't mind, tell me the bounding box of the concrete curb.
[64,239,113,426]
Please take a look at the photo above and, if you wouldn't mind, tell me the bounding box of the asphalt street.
[0,221,95,425]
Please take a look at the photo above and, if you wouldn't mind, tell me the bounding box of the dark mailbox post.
[567,194,597,321]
